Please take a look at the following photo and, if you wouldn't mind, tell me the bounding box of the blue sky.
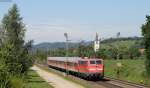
[0,0,150,44]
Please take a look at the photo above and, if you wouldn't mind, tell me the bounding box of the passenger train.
[47,57,104,79]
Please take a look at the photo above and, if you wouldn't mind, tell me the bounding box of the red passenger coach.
[47,57,104,79]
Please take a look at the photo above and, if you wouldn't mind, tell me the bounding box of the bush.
[114,63,135,78]
[0,64,26,88]
[0,68,11,88]
[10,75,26,88]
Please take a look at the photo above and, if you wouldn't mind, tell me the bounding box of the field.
[104,59,150,84]
[27,70,54,88]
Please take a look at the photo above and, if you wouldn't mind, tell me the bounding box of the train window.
[74,63,77,66]
[90,61,96,64]
[68,62,75,66]
[79,61,87,65]
[96,60,101,64]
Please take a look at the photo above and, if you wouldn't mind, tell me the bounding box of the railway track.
[104,77,150,88]
[36,64,150,88]
[90,81,123,88]
[83,77,149,88]
[82,77,149,88]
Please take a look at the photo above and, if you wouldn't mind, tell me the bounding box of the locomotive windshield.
[96,60,102,64]
[79,61,87,65]
[90,60,102,64]
[90,61,96,64]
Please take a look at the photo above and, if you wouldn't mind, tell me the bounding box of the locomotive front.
[86,59,104,79]
[78,59,104,79]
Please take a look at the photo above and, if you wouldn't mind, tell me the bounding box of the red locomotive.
[47,57,104,79]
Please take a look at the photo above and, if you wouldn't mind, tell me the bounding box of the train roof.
[47,57,103,63]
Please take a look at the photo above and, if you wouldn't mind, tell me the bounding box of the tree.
[109,47,118,59]
[96,49,108,59]
[0,4,33,88]
[128,45,140,59]
[0,4,33,74]
[141,15,150,77]
[0,25,4,46]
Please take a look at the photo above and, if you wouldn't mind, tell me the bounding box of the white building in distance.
[94,33,100,52]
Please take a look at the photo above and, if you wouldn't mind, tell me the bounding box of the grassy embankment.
[36,64,90,88]
[26,70,54,88]
[104,59,150,85]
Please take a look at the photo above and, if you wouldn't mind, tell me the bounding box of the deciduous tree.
[141,15,150,77]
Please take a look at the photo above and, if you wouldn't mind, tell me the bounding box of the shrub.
[10,75,26,88]
[0,65,11,88]
[114,63,134,78]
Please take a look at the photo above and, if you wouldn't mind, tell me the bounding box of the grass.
[26,70,54,88]
[104,59,150,85]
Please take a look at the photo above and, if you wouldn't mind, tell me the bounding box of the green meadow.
[104,59,150,85]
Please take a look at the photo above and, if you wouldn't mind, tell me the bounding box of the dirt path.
[31,66,85,88]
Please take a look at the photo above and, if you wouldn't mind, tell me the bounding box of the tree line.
[35,38,143,62]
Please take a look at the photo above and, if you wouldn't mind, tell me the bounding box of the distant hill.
[32,37,143,51]
[32,41,93,51]
[101,37,142,44]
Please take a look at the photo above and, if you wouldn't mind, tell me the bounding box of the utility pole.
[64,33,70,76]
[116,32,120,59]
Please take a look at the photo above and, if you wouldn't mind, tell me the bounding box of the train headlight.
[97,69,103,70]
[88,68,96,71]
